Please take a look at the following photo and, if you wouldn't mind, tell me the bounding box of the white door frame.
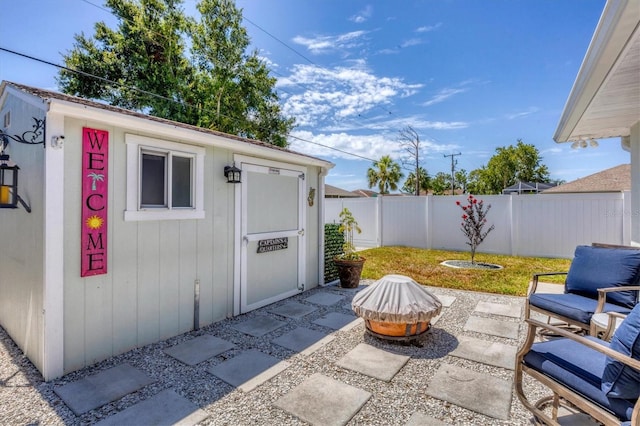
[233,155,306,315]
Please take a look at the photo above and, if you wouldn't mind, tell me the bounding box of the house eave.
[554,0,640,143]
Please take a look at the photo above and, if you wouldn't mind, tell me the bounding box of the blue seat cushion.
[529,293,632,325]
[602,304,640,399]
[524,336,635,421]
[565,245,640,308]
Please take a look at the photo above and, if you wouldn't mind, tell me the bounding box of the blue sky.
[0,0,631,191]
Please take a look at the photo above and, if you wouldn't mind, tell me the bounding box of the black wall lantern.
[224,164,241,183]
[0,152,30,212]
[0,153,19,208]
[0,116,45,213]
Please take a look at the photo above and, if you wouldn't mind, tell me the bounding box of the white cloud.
[422,87,468,107]
[278,63,423,127]
[416,23,442,33]
[505,107,540,120]
[288,129,460,163]
[292,30,369,55]
[400,38,423,48]
[349,5,373,23]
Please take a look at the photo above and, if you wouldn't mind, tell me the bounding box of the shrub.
[456,195,495,264]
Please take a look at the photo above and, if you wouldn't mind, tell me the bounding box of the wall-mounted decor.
[81,127,109,277]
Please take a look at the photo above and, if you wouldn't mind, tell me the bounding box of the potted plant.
[333,207,366,288]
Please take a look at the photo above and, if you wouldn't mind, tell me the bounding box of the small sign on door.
[257,237,288,253]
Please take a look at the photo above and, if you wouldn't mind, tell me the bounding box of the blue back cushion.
[565,245,640,308]
[601,304,640,399]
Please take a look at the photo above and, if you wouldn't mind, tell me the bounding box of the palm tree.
[367,155,403,195]
[87,172,105,191]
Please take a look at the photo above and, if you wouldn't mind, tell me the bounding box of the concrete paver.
[94,389,209,426]
[405,412,450,425]
[336,343,409,382]
[425,363,512,420]
[53,364,154,415]
[229,316,286,337]
[207,349,290,392]
[163,335,235,366]
[464,316,519,339]
[274,373,371,426]
[450,335,517,370]
[433,294,457,308]
[272,327,335,355]
[474,301,521,318]
[269,301,318,319]
[305,292,345,306]
[313,312,359,330]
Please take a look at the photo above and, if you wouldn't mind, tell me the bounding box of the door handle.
[298,229,305,236]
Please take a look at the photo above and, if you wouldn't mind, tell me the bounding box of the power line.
[0,46,390,166]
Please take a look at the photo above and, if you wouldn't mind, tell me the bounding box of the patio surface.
[0,281,567,425]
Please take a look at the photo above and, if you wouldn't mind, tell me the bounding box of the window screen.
[141,152,166,207]
[172,156,192,208]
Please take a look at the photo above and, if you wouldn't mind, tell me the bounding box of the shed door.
[240,161,306,313]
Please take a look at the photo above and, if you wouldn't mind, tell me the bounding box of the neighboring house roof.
[352,189,378,197]
[553,0,639,145]
[503,181,558,194]
[325,184,360,198]
[543,164,631,193]
[0,81,334,169]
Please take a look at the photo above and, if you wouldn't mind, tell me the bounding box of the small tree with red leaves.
[456,195,495,264]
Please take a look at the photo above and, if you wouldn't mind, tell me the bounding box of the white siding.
[0,96,46,373]
[61,119,234,374]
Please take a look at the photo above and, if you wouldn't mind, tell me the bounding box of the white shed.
[0,81,333,380]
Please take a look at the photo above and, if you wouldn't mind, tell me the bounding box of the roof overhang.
[554,0,640,145]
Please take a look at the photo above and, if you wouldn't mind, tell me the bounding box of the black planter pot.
[333,257,366,288]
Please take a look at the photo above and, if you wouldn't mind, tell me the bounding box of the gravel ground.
[0,281,551,425]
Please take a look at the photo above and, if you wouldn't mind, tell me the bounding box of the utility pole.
[444,152,461,195]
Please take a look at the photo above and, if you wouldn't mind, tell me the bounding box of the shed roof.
[325,184,360,198]
[0,81,333,169]
[502,181,558,194]
[543,164,631,193]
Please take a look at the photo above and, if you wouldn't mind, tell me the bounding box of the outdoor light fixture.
[224,164,241,183]
[0,150,30,212]
[571,138,599,149]
[0,116,47,213]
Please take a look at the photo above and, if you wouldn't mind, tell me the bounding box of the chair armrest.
[522,318,640,371]
[604,312,627,341]
[595,285,640,312]
[529,272,567,295]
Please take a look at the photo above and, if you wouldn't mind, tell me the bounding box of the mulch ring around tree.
[440,260,503,270]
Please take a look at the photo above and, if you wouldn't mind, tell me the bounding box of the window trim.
[125,134,205,221]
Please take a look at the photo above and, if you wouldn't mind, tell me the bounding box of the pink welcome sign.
[81,128,108,277]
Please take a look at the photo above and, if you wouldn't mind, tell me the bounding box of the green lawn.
[358,247,571,297]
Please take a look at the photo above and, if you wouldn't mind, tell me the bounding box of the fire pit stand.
[352,274,442,344]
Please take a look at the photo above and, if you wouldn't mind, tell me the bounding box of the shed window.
[125,134,205,221]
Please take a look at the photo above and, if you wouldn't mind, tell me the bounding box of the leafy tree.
[455,169,469,193]
[402,166,430,195]
[469,139,550,194]
[430,172,452,195]
[367,155,404,195]
[58,0,293,146]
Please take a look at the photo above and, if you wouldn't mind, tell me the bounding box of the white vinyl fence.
[325,192,632,258]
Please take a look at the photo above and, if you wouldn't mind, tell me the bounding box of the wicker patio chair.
[515,303,640,425]
[525,244,640,334]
